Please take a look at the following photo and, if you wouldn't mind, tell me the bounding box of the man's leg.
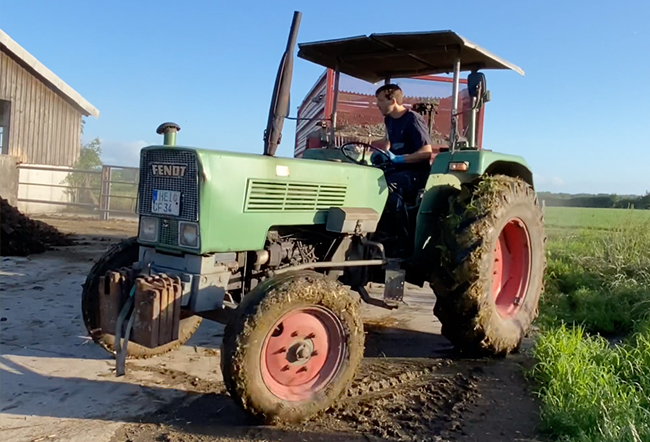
[376,170,414,256]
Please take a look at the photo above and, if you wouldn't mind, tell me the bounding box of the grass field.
[530,206,650,442]
[543,206,650,230]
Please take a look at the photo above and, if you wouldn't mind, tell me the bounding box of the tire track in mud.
[286,359,479,441]
[112,358,481,442]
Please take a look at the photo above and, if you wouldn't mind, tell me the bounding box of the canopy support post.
[330,65,341,146]
[449,57,461,153]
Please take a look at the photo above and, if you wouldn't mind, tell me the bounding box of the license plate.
[152,190,180,216]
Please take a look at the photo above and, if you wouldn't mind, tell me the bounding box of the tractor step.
[383,259,405,305]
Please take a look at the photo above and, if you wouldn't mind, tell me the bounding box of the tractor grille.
[138,149,199,222]
[159,219,178,247]
[244,180,347,212]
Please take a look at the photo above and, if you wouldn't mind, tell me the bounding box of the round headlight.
[179,222,199,248]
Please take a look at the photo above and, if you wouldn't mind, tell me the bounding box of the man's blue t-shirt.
[384,109,432,172]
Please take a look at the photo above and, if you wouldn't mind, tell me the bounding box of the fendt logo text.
[151,163,188,178]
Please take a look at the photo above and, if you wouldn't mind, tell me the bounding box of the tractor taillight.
[449,161,469,172]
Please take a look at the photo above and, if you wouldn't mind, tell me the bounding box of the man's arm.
[392,113,434,163]
[400,144,432,163]
[380,118,390,150]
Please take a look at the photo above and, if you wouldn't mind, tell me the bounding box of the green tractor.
[81,11,545,423]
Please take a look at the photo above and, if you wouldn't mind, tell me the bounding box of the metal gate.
[16,164,139,220]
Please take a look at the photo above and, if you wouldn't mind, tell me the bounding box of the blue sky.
[2,0,648,195]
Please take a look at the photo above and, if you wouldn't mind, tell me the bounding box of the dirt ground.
[0,215,544,442]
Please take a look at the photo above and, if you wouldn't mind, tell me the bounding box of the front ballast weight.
[99,269,185,376]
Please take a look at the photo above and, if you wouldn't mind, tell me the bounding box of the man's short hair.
[375,84,404,105]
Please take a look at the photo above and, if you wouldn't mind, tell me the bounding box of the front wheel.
[430,175,546,356]
[220,271,364,423]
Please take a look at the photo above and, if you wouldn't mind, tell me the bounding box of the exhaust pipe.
[156,122,181,147]
[263,11,302,157]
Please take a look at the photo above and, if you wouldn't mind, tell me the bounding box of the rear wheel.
[430,175,546,355]
[220,271,364,423]
[81,237,202,358]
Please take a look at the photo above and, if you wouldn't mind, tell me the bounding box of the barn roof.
[0,28,99,118]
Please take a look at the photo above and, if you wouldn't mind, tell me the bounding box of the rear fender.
[408,150,535,285]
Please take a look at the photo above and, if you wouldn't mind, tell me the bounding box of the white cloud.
[98,139,149,168]
[534,174,565,187]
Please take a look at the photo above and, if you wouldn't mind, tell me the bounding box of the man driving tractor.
[372,84,442,255]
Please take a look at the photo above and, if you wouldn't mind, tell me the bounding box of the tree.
[639,191,650,210]
[63,119,104,208]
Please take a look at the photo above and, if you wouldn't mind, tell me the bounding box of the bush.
[531,210,650,442]
[532,324,650,442]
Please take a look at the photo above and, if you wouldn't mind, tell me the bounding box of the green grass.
[530,207,650,442]
[540,213,650,335]
[532,324,650,441]
[544,206,650,231]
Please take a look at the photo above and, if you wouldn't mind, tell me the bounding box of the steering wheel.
[340,141,392,167]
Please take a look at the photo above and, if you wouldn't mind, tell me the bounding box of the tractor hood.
[137,145,388,254]
[297,30,524,83]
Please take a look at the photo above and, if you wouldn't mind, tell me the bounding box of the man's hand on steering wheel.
[340,141,401,168]
[371,149,404,166]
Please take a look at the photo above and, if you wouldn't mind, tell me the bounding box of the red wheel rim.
[491,218,532,319]
[260,306,346,401]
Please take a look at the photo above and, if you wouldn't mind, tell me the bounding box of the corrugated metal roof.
[298,30,524,83]
[0,28,99,118]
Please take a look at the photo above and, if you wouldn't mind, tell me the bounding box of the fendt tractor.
[82,11,545,423]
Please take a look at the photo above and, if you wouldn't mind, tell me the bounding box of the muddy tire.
[220,271,364,424]
[430,175,546,356]
[81,237,202,359]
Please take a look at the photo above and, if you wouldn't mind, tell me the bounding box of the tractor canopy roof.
[297,30,524,83]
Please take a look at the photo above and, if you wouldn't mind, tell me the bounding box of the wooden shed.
[0,28,99,167]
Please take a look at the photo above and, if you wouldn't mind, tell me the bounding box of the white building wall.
[17,164,73,214]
